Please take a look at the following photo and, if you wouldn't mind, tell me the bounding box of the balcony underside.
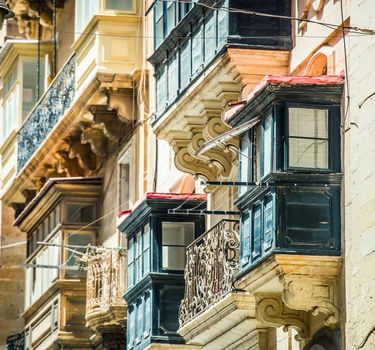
[178,254,341,350]
[3,71,138,210]
[152,48,289,185]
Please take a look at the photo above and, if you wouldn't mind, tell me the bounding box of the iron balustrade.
[86,249,127,323]
[6,333,24,350]
[17,55,75,172]
[179,219,239,327]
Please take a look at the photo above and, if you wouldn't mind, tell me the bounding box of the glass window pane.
[106,0,133,11]
[289,138,328,169]
[289,108,328,139]
[192,27,203,75]
[162,246,186,270]
[253,124,262,182]
[252,205,261,258]
[263,196,273,250]
[157,67,167,113]
[241,211,250,267]
[168,54,179,102]
[262,115,273,177]
[217,4,228,47]
[166,1,176,35]
[66,203,95,223]
[162,222,195,246]
[128,238,134,262]
[180,41,191,89]
[65,233,93,277]
[286,191,330,244]
[127,262,134,287]
[205,12,216,62]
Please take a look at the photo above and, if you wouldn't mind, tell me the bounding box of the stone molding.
[255,293,310,342]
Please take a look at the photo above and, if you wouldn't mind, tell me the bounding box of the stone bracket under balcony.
[153,49,289,185]
[255,293,310,343]
[237,254,342,345]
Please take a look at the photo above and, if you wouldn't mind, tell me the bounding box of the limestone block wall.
[0,203,25,348]
[345,1,375,349]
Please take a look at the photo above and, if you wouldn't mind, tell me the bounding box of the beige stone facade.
[0,0,374,349]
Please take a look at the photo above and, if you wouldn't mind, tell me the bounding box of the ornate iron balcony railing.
[179,219,240,327]
[86,249,127,329]
[6,333,24,350]
[17,54,75,172]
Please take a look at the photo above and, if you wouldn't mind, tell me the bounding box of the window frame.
[127,220,152,289]
[159,219,196,273]
[284,103,340,173]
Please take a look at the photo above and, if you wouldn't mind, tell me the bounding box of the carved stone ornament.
[280,275,340,327]
[299,0,327,30]
[255,293,310,342]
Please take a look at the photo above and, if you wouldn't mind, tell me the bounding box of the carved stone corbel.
[66,136,100,173]
[105,88,135,122]
[54,150,85,177]
[255,293,310,343]
[80,123,116,158]
[280,275,340,327]
[89,105,128,143]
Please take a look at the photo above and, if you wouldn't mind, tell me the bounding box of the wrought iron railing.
[179,219,240,326]
[86,249,126,326]
[17,55,75,172]
[6,333,24,350]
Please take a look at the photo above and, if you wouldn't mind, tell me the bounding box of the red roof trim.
[224,74,345,121]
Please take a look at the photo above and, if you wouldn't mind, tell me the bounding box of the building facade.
[0,0,374,349]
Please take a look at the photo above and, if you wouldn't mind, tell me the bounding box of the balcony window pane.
[66,203,95,223]
[288,108,329,169]
[239,132,250,195]
[166,1,176,35]
[162,221,195,270]
[156,67,167,113]
[192,26,203,76]
[75,0,98,33]
[2,87,18,141]
[180,41,191,90]
[162,222,195,245]
[23,60,44,120]
[143,223,150,275]
[168,54,178,101]
[262,114,273,177]
[263,196,273,250]
[65,233,93,277]
[253,124,262,182]
[155,2,164,48]
[162,246,186,270]
[252,204,261,259]
[205,12,216,62]
[285,191,330,245]
[135,230,143,282]
[241,211,251,267]
[106,0,133,11]
[217,4,228,47]
[127,238,134,287]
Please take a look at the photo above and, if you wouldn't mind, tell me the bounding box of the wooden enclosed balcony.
[86,249,127,335]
